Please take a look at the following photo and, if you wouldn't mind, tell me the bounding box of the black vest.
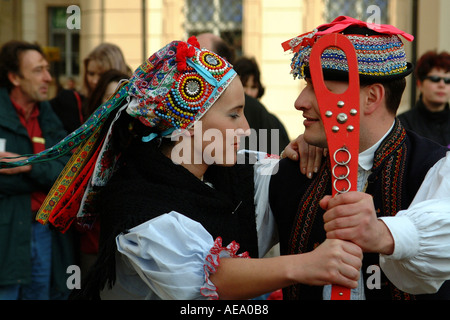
[269,120,449,300]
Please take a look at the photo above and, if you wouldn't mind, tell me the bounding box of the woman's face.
[86,60,103,93]
[418,67,450,111]
[243,75,259,99]
[194,77,249,166]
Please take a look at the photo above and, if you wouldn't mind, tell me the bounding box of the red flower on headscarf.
[175,36,200,72]
[187,36,200,49]
[176,41,196,72]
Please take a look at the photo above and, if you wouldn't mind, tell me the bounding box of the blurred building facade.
[1,0,448,139]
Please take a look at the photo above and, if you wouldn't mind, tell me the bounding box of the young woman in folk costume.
[0,37,362,300]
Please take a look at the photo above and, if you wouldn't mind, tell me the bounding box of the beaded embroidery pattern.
[289,34,408,80]
[127,41,235,134]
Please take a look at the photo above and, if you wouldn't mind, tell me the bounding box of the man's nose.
[294,91,311,111]
[43,69,52,82]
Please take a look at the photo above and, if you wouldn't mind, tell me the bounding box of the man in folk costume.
[270,16,450,300]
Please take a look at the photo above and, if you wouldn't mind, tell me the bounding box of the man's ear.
[361,83,385,115]
[7,72,21,87]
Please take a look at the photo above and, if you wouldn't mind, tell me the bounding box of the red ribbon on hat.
[282,16,414,53]
[176,36,201,72]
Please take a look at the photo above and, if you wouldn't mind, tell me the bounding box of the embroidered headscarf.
[0,36,237,232]
[282,16,414,81]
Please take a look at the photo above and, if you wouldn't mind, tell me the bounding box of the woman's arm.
[210,239,362,300]
[117,211,362,300]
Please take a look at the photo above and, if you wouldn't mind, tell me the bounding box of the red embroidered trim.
[264,154,280,160]
[200,237,250,299]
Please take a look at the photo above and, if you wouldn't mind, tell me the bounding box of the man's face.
[12,50,52,102]
[294,78,350,148]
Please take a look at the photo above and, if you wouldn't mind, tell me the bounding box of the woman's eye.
[230,113,240,119]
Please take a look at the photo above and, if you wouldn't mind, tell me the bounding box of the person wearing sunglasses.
[398,51,450,148]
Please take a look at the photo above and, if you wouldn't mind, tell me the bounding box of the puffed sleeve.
[379,152,450,294]
[116,211,248,300]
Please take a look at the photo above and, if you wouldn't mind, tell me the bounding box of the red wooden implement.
[309,33,360,300]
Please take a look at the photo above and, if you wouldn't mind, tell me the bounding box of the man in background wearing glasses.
[398,51,450,148]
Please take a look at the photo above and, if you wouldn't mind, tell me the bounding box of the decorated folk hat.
[282,16,415,82]
[127,36,236,140]
[0,36,237,232]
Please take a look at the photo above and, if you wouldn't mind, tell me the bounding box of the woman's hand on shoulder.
[280,134,327,179]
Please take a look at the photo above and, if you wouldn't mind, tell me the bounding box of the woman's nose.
[238,116,251,137]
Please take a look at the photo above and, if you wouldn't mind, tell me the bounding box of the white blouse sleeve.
[116,211,248,300]
[379,151,450,294]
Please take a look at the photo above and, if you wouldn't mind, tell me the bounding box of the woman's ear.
[361,83,385,115]
[416,79,424,93]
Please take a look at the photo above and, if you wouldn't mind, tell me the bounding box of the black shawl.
[74,140,258,299]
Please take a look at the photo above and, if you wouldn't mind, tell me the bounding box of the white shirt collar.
[358,121,395,171]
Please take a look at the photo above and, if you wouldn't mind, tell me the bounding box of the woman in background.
[234,56,265,99]
[51,43,131,133]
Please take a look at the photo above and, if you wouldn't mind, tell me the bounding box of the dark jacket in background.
[50,89,85,134]
[0,87,74,297]
[398,98,450,148]
[242,94,290,155]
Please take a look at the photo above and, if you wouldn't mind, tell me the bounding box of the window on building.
[48,7,80,83]
[184,0,243,57]
[324,0,389,25]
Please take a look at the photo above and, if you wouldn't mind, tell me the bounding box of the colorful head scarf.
[281,16,414,81]
[127,36,235,139]
[0,37,237,232]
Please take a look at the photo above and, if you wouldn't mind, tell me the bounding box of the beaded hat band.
[282,16,414,82]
